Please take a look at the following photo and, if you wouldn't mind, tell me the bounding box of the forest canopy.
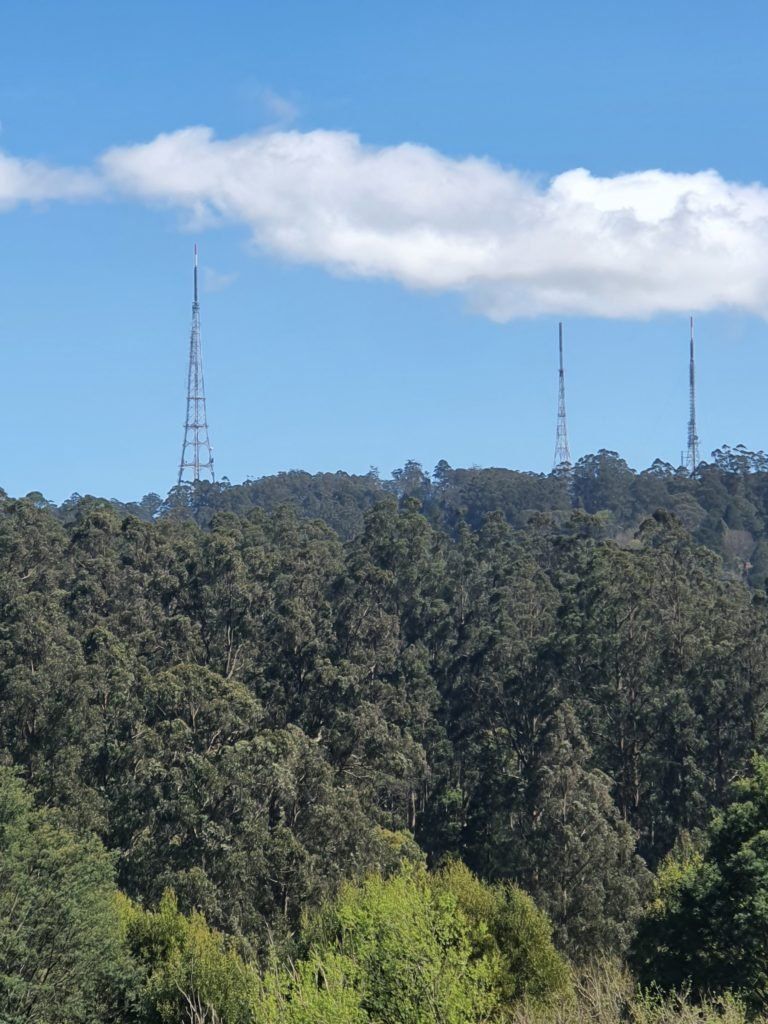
[5,449,768,1020]
[55,445,768,584]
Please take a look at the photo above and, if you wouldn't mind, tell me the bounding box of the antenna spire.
[178,245,215,485]
[553,321,572,469]
[685,316,700,476]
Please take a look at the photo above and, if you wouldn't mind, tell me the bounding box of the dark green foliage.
[43,447,768,591]
[5,452,768,996]
[0,768,134,1024]
[633,757,768,1010]
[62,445,768,583]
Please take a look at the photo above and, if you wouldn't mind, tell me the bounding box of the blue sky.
[2,0,768,501]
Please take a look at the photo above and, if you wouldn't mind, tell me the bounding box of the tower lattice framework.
[178,245,215,485]
[685,315,700,477]
[553,322,572,468]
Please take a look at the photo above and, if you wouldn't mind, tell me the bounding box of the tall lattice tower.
[178,245,215,485]
[553,322,572,468]
[685,315,700,476]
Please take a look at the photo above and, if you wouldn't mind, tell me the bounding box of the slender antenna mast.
[553,321,572,468]
[685,316,700,476]
[178,244,215,485]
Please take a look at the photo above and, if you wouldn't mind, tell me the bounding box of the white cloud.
[99,127,768,319]
[7,127,768,320]
[0,151,100,210]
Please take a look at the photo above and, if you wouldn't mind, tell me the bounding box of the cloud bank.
[0,151,100,210]
[100,128,768,319]
[10,127,768,319]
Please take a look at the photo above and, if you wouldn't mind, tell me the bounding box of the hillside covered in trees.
[7,449,768,1020]
[63,444,768,586]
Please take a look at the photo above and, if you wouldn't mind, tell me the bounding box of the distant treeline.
[33,443,768,586]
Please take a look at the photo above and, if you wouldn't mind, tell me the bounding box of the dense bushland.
[5,452,768,1019]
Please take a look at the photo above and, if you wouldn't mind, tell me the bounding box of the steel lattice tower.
[553,322,572,468]
[178,245,215,485]
[685,316,700,477]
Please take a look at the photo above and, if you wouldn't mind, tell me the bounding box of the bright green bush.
[261,951,367,1024]
[301,863,497,1024]
[120,890,258,1023]
[431,861,572,1006]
